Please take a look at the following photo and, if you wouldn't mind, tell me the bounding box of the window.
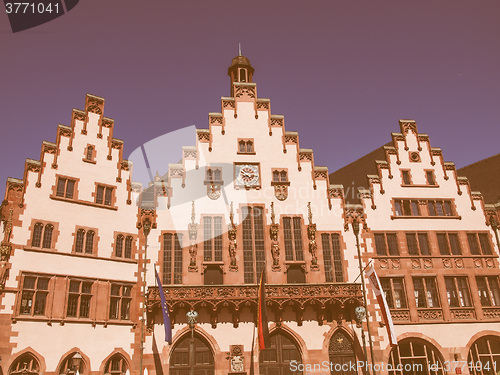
[56,177,75,199]
[426,171,436,186]
[238,139,254,154]
[203,217,223,262]
[20,275,50,316]
[242,206,265,284]
[75,228,95,254]
[405,233,430,255]
[427,200,454,216]
[170,334,214,374]
[109,284,132,320]
[394,199,420,216]
[9,353,40,375]
[468,336,500,375]
[401,170,411,185]
[374,233,399,256]
[476,277,500,307]
[205,167,222,182]
[85,145,94,161]
[413,277,440,308]
[104,354,129,375]
[31,222,54,249]
[58,352,85,375]
[468,233,493,255]
[436,232,461,255]
[96,184,113,206]
[445,277,471,308]
[321,233,344,282]
[380,278,407,309]
[115,235,133,259]
[272,169,288,183]
[66,280,92,318]
[283,217,304,262]
[388,339,445,375]
[162,233,183,284]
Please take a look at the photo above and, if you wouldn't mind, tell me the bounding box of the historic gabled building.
[0,54,499,375]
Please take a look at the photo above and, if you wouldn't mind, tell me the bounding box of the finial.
[308,202,312,224]
[271,202,275,225]
[238,43,241,56]
[191,201,195,224]
[230,202,234,226]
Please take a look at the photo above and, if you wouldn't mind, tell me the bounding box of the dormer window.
[86,146,93,160]
[237,139,254,154]
[84,144,96,163]
[272,169,288,183]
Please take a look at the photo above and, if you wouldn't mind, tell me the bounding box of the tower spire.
[238,43,241,56]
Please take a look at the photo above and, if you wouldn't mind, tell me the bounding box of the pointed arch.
[328,327,358,375]
[387,336,445,375]
[8,348,46,375]
[99,349,132,375]
[259,327,303,375]
[169,330,215,375]
[55,348,90,375]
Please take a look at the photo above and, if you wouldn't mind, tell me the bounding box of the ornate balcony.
[146,283,363,328]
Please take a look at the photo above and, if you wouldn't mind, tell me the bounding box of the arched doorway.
[58,352,86,375]
[259,330,302,375]
[169,333,214,375]
[329,330,357,375]
[9,353,40,375]
[468,335,500,375]
[388,338,445,375]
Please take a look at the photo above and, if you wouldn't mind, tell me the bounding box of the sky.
[1,0,499,189]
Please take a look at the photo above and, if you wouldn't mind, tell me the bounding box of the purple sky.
[1,0,499,189]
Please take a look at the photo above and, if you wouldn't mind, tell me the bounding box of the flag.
[365,265,398,347]
[257,270,271,350]
[249,326,255,375]
[155,267,172,344]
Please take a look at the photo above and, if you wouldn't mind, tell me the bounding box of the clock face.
[235,164,260,187]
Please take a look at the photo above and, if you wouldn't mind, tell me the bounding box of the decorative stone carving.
[450,308,475,320]
[455,259,464,269]
[483,307,500,319]
[257,101,269,110]
[102,118,114,128]
[474,258,483,268]
[328,188,343,199]
[207,183,221,200]
[411,259,421,269]
[270,117,284,127]
[0,209,13,290]
[274,184,288,201]
[228,345,244,373]
[284,134,298,144]
[390,309,410,321]
[209,114,223,125]
[307,203,319,271]
[222,99,235,109]
[299,152,313,161]
[73,110,86,121]
[418,309,443,320]
[234,85,256,99]
[409,151,421,162]
[228,203,238,271]
[442,259,452,269]
[423,258,432,269]
[391,259,400,269]
[379,259,389,269]
[197,130,211,142]
[486,258,495,268]
[188,201,198,272]
[400,121,417,134]
[269,203,281,271]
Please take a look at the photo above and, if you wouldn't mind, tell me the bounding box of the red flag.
[257,270,271,350]
[365,265,398,347]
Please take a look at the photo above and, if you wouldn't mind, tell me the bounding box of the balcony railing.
[146,283,363,328]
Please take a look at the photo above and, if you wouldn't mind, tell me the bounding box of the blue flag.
[154,267,172,344]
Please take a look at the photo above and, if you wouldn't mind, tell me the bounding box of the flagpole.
[352,218,376,375]
[352,260,372,284]
[140,219,152,375]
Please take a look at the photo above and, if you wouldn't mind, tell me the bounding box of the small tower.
[227,46,254,96]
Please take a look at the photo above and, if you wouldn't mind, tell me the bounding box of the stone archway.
[169,333,214,375]
[259,329,302,375]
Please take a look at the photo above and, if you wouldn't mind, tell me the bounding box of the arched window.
[9,353,40,375]
[32,223,43,247]
[42,224,53,249]
[84,230,94,254]
[206,168,213,181]
[468,336,500,375]
[213,169,221,181]
[259,330,302,375]
[388,338,445,375]
[58,352,85,375]
[124,236,133,258]
[329,330,357,375]
[246,140,254,153]
[273,170,280,182]
[86,145,94,161]
[75,229,85,253]
[239,140,246,153]
[115,235,124,257]
[170,334,214,375]
[75,229,95,255]
[104,354,128,375]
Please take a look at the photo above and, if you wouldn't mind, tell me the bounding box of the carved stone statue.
[270,223,280,271]
[188,201,198,272]
[228,228,238,271]
[227,345,244,373]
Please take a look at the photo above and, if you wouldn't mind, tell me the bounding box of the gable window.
[406,233,430,255]
[394,199,420,216]
[242,206,265,283]
[75,228,95,254]
[96,185,114,206]
[109,283,132,320]
[66,280,93,318]
[427,200,454,216]
[205,167,222,183]
[85,145,94,161]
[272,169,288,183]
[426,171,436,186]
[401,170,411,185]
[31,222,54,249]
[374,233,399,256]
[162,233,183,284]
[20,275,50,316]
[321,233,344,282]
[237,139,254,154]
[380,278,407,309]
[445,276,471,308]
[282,217,304,262]
[413,277,440,308]
[476,276,500,307]
[56,177,75,199]
[467,233,492,255]
[203,217,223,262]
[115,235,133,259]
[437,232,461,255]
